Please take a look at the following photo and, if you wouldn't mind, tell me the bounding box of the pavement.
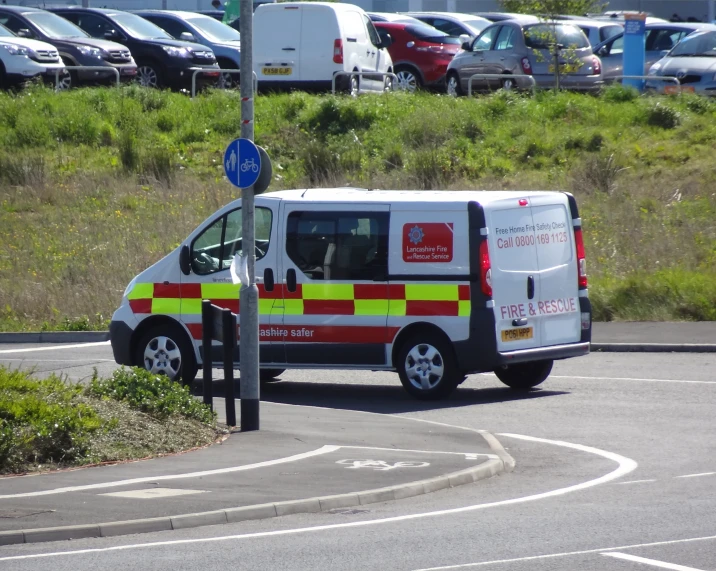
[1,321,714,547]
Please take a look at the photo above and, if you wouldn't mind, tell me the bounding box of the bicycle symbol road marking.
[336,459,430,471]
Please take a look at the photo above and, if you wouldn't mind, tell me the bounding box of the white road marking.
[676,472,716,479]
[602,552,706,570]
[616,479,657,485]
[0,446,340,499]
[339,446,496,459]
[101,488,208,499]
[412,536,716,570]
[0,341,110,354]
[0,358,114,363]
[0,433,637,562]
[550,375,716,385]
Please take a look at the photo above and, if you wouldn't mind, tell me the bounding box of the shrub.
[14,112,51,147]
[87,367,216,424]
[601,84,639,103]
[646,102,680,129]
[118,130,139,171]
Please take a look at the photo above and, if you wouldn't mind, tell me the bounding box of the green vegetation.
[1,84,715,328]
[0,365,223,474]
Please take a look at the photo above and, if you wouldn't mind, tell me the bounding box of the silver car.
[647,29,716,96]
[446,21,603,94]
[593,22,716,80]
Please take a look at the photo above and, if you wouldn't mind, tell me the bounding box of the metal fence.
[54,66,120,90]
[331,71,398,95]
[191,69,258,99]
[467,73,537,97]
[611,75,681,92]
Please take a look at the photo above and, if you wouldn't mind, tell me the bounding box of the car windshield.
[25,12,88,39]
[405,24,461,44]
[110,12,172,40]
[0,23,14,37]
[524,23,590,49]
[186,16,240,42]
[670,30,716,56]
[463,18,490,32]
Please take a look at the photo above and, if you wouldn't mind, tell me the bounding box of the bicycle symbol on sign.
[241,157,260,173]
[336,459,430,471]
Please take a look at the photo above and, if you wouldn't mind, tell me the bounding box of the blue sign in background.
[224,138,261,189]
[622,16,647,91]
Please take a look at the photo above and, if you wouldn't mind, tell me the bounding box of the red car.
[374,22,461,91]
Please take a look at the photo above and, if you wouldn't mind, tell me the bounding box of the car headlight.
[77,45,102,58]
[162,46,191,58]
[2,44,28,56]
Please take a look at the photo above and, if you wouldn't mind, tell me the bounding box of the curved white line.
[0,342,110,354]
[0,446,341,499]
[0,432,637,562]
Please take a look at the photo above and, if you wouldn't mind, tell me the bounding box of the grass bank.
[1,85,715,329]
[0,366,226,475]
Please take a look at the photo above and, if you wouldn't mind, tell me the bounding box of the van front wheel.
[494,360,553,390]
[134,324,197,386]
[397,334,460,400]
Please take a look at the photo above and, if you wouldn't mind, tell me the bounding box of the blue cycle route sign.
[224,138,261,189]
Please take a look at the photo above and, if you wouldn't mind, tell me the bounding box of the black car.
[0,5,136,89]
[50,7,220,90]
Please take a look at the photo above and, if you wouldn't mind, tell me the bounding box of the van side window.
[363,14,381,47]
[286,211,388,281]
[190,207,272,275]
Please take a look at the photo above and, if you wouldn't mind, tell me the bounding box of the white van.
[110,189,591,400]
[253,2,394,94]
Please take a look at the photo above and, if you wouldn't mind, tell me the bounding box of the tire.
[446,72,463,97]
[260,368,285,382]
[395,66,421,92]
[397,333,461,400]
[137,62,163,89]
[56,58,74,90]
[0,62,6,90]
[494,360,553,390]
[134,324,197,386]
[347,73,359,97]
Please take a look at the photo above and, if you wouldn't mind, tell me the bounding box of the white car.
[253,2,394,95]
[0,22,65,88]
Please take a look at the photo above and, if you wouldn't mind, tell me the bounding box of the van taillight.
[479,239,492,297]
[521,57,532,75]
[574,227,587,288]
[333,39,343,64]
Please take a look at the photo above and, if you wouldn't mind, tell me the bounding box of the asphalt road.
[1,344,715,570]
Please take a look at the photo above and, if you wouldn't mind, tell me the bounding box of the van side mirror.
[461,41,472,51]
[180,32,196,42]
[17,29,33,38]
[180,244,191,275]
[379,33,392,48]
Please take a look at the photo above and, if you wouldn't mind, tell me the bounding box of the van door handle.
[512,318,528,327]
[264,268,274,292]
[527,275,535,300]
[281,47,295,51]
[286,268,297,293]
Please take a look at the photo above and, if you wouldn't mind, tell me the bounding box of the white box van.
[110,189,591,400]
[253,2,394,94]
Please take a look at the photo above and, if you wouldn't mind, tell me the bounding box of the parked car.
[593,22,716,80]
[367,12,424,25]
[374,21,460,91]
[0,22,66,88]
[647,29,716,96]
[133,10,241,88]
[560,18,623,47]
[0,5,136,89]
[446,21,602,95]
[195,9,240,32]
[253,2,393,95]
[403,12,491,42]
[49,7,220,90]
[471,12,529,22]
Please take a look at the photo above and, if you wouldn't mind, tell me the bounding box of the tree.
[499,0,605,17]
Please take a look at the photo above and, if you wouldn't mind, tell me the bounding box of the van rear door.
[530,194,581,346]
[486,198,542,352]
[300,5,338,81]
[255,5,301,81]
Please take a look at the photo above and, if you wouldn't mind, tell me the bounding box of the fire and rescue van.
[109,188,591,400]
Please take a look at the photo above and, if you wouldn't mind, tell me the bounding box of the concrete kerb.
[0,433,513,546]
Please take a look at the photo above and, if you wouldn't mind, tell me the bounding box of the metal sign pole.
[239,0,259,431]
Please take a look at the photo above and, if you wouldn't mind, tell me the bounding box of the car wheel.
[494,360,553,390]
[397,334,461,400]
[137,63,162,88]
[383,73,393,92]
[134,324,197,386]
[395,66,421,92]
[502,76,515,90]
[446,72,463,97]
[260,368,285,382]
[348,73,359,97]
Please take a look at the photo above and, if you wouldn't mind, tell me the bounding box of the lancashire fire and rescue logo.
[408,225,424,245]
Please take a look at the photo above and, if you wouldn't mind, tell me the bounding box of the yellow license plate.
[665,85,694,94]
[501,327,534,342]
[262,67,292,76]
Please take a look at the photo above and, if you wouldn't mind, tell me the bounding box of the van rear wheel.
[494,360,553,390]
[397,334,460,400]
